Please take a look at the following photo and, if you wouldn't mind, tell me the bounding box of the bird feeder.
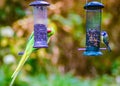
[30,0,50,48]
[83,1,104,56]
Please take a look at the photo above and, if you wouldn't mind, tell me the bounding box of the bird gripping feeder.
[83,1,104,56]
[30,0,50,48]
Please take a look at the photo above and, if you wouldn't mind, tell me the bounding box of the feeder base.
[33,42,48,48]
[83,51,102,56]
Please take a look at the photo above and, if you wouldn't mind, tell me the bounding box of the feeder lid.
[84,1,104,10]
[30,0,50,6]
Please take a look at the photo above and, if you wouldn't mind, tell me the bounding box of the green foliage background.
[0,0,120,86]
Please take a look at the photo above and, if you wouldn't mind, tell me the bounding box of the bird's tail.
[10,53,30,86]
[107,45,111,52]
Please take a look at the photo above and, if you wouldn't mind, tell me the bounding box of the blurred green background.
[0,0,120,86]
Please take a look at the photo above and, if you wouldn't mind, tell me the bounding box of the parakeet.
[10,28,55,86]
[101,31,111,52]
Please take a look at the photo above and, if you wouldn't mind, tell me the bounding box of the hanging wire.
[86,0,87,4]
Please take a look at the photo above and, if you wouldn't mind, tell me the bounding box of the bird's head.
[47,27,55,37]
[101,31,107,37]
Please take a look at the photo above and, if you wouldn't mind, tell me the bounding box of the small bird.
[101,31,111,52]
[10,28,55,86]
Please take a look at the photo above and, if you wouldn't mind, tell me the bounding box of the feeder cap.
[84,1,104,10]
[30,0,50,6]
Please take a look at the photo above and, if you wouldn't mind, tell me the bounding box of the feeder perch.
[83,1,104,56]
[30,0,50,48]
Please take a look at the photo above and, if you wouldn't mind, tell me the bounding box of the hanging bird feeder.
[79,1,105,56]
[30,0,50,48]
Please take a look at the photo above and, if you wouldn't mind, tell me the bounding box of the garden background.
[0,0,120,86]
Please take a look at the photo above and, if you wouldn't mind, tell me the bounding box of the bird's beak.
[47,29,51,33]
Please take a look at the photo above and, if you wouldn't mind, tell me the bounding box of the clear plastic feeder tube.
[30,0,50,48]
[33,6,48,25]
